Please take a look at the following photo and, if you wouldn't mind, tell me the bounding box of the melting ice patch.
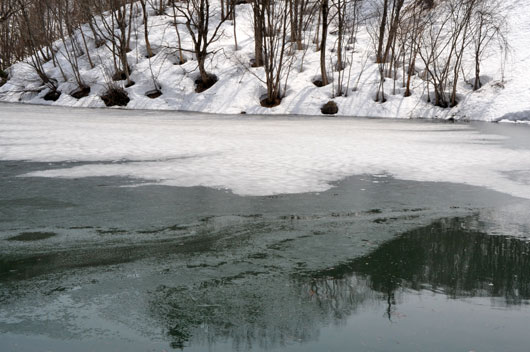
[0,107,529,198]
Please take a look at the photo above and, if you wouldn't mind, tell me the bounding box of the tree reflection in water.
[309,217,530,305]
[151,217,530,350]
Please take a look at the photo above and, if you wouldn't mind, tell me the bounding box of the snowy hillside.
[0,0,529,122]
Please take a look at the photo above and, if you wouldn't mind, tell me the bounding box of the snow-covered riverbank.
[0,0,529,122]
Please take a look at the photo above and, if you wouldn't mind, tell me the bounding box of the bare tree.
[0,0,511,111]
[343,0,362,96]
[244,0,294,106]
[0,0,23,74]
[296,0,320,72]
[45,0,88,93]
[417,0,479,107]
[139,0,155,58]
[375,0,388,64]
[251,0,264,67]
[92,0,136,87]
[169,0,186,65]
[331,0,363,96]
[471,0,506,90]
[289,0,313,50]
[382,0,404,68]
[0,0,21,23]
[400,0,429,97]
[319,0,329,86]
[16,0,59,94]
[174,0,232,91]
[261,0,293,105]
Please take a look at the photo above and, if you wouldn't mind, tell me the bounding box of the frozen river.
[1,103,530,351]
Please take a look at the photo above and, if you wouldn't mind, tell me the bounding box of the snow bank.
[0,1,529,122]
[1,104,529,199]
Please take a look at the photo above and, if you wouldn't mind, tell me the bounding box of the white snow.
[0,0,529,122]
[1,104,529,199]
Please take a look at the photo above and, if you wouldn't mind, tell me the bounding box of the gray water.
[1,111,530,351]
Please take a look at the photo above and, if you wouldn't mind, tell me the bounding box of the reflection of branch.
[385,291,395,323]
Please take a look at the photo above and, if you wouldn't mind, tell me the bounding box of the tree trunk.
[253,1,263,67]
[376,0,388,63]
[320,0,328,86]
[140,0,154,58]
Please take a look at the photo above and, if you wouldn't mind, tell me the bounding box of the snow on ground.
[452,1,530,123]
[0,1,529,122]
[1,103,529,199]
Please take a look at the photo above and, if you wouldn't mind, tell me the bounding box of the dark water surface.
[1,134,530,351]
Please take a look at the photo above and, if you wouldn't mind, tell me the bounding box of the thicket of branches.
[0,0,508,108]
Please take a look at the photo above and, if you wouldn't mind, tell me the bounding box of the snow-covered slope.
[0,0,529,122]
[452,0,530,123]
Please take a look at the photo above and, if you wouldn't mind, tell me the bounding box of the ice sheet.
[1,105,529,198]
